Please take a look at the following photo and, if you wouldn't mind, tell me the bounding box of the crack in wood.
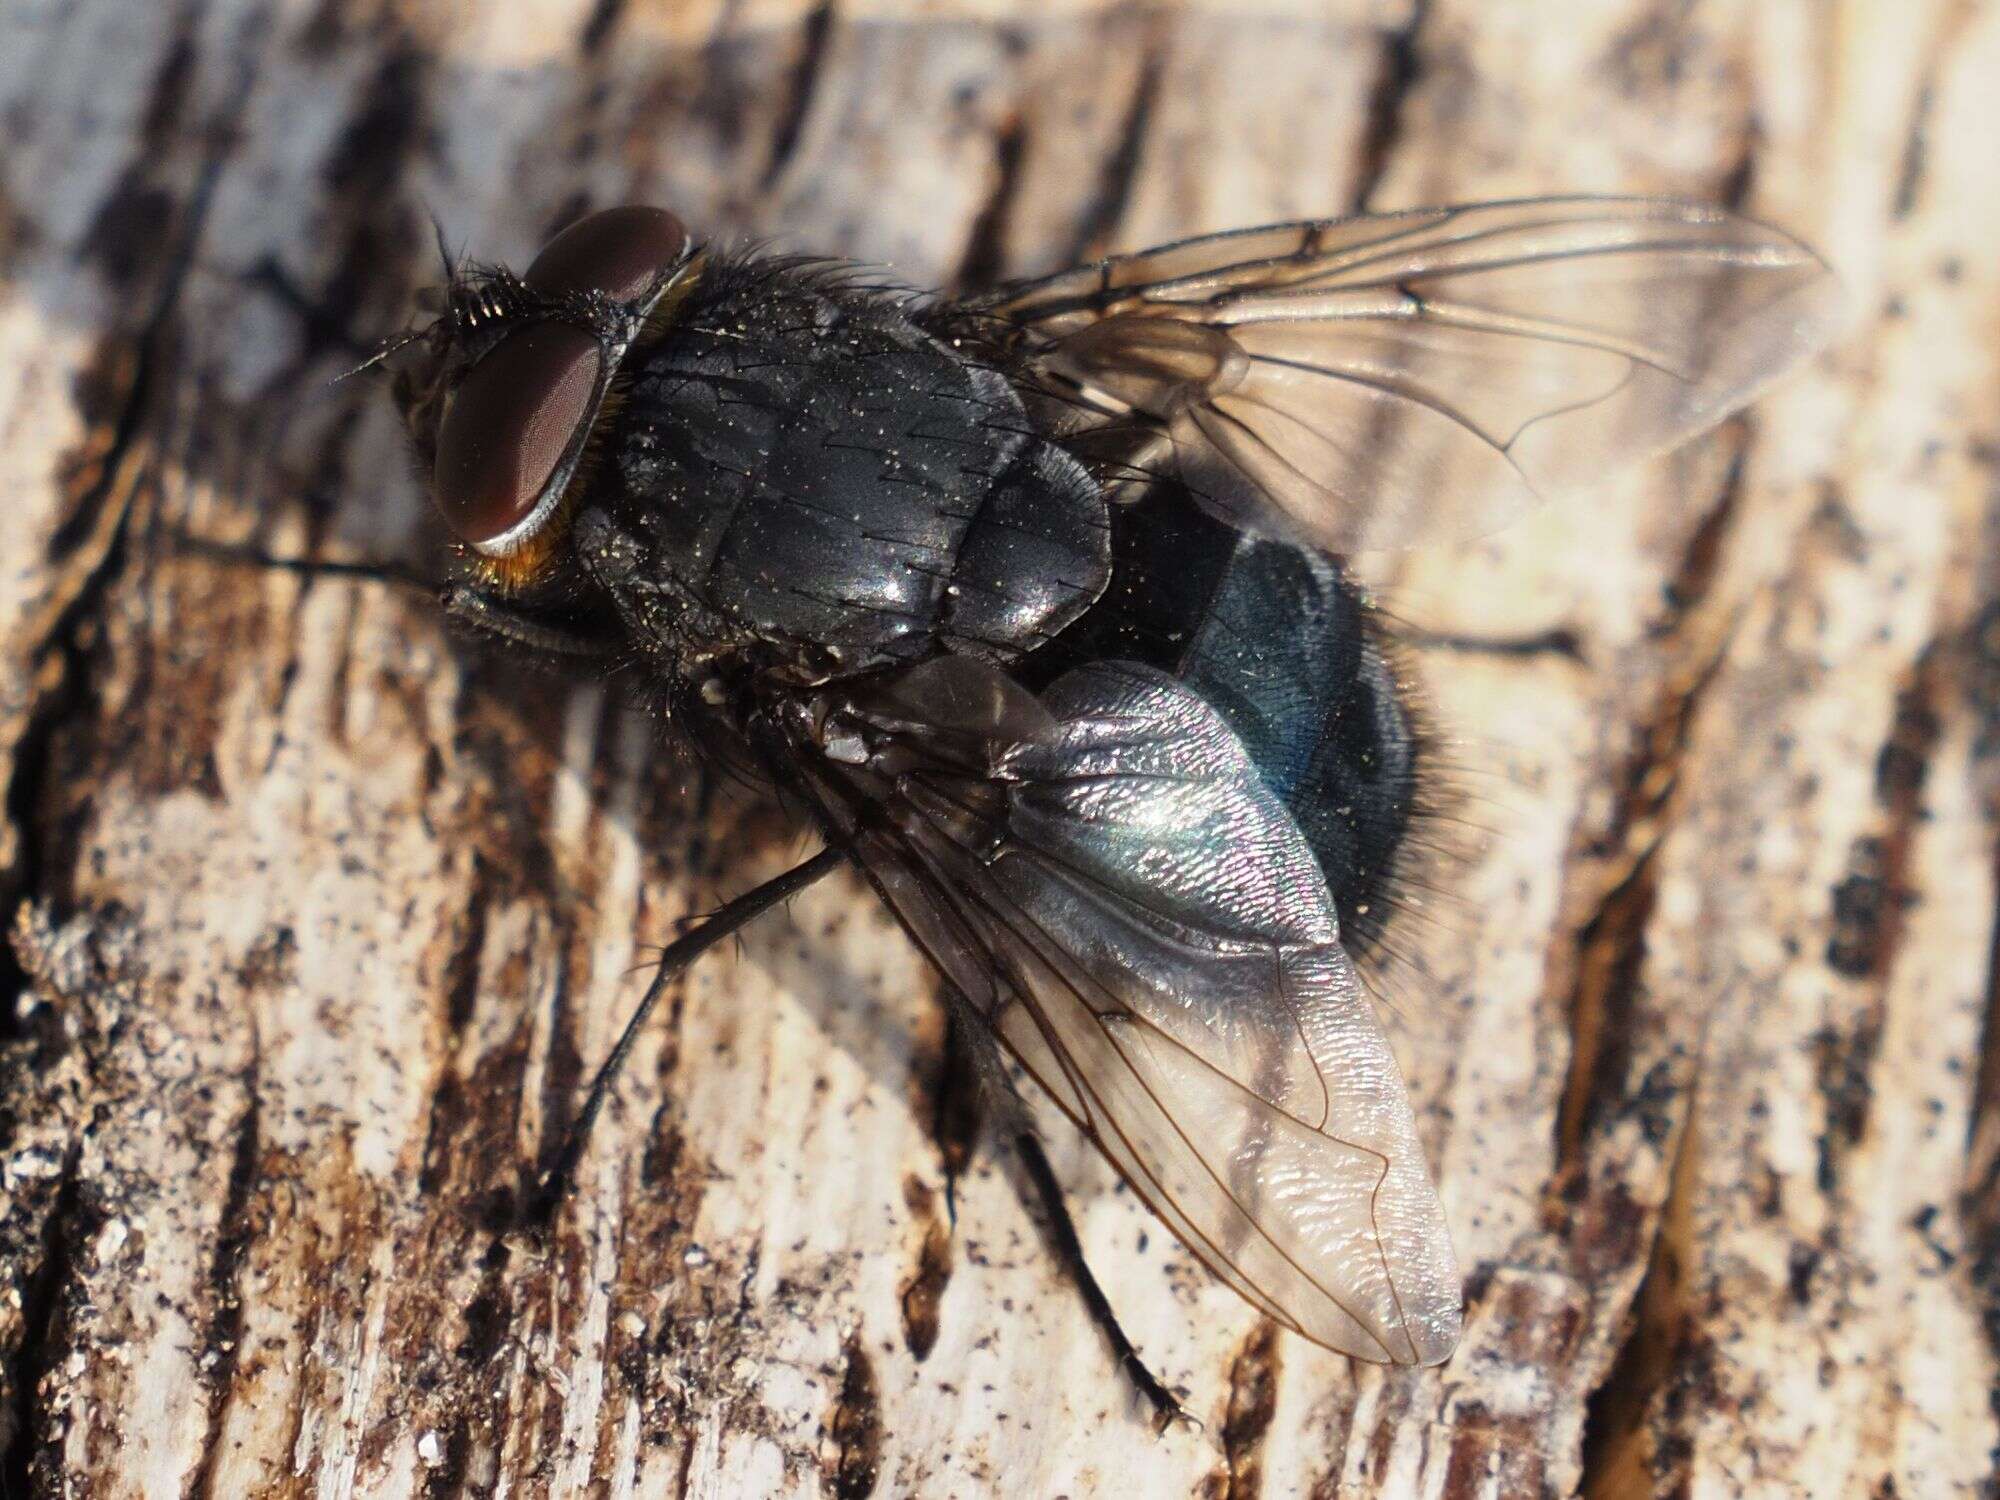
[1552,842,1666,1182]
[0,910,144,1492]
[1397,624,1587,661]
[1967,595,2000,1486]
[1551,447,1747,1180]
[827,1332,883,1500]
[1579,1077,1703,1497]
[188,1044,262,1500]
[0,639,93,1039]
[1560,453,1759,1488]
[1350,0,1428,214]
[761,1,839,193]
[897,1174,952,1362]
[0,1161,81,1496]
[1893,83,1935,221]
[954,112,1027,290]
[1975,889,2000,1490]
[1204,1319,1279,1500]
[1817,647,1942,1196]
[1057,25,1165,268]
[925,1011,982,1228]
[1717,114,1758,211]
[1895,0,1980,221]
[579,0,627,56]
[530,946,583,1191]
[306,39,432,382]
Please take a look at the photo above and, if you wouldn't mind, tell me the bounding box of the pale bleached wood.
[1,2,1995,1497]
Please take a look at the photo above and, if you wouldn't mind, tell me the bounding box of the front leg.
[442,584,622,665]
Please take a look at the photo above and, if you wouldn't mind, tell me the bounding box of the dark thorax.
[572,255,1111,700]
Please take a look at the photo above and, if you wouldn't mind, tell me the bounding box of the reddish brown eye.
[524,205,688,304]
[433,321,601,548]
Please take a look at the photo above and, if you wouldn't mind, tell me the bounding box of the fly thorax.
[592,271,1111,678]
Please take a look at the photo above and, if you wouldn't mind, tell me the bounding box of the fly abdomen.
[1178,539,1423,962]
[1024,484,1423,959]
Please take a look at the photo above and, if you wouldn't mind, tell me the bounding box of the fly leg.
[441,584,621,662]
[169,541,624,674]
[528,846,847,1220]
[166,540,622,665]
[165,532,434,592]
[935,1002,1195,1432]
[1012,1129,1195,1434]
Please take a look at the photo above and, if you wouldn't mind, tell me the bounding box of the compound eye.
[433,321,601,549]
[524,205,688,304]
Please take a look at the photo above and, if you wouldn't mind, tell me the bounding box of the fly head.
[388,205,699,597]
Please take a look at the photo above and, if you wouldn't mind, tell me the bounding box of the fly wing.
[980,197,1843,551]
[798,656,1460,1362]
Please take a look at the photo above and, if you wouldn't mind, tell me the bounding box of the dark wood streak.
[188,1039,263,1500]
[1349,0,1429,214]
[1057,23,1166,268]
[898,1174,952,1361]
[954,112,1028,290]
[1205,1320,1280,1500]
[1551,446,1749,1185]
[761,0,839,192]
[828,1333,884,1500]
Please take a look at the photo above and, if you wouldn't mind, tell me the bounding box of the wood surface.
[1,1,1995,1495]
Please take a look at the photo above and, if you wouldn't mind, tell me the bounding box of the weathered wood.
[1,1,1995,1495]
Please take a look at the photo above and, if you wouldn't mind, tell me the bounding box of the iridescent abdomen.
[1021,487,1422,958]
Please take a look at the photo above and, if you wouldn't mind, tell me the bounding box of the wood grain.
[1,1,1995,1495]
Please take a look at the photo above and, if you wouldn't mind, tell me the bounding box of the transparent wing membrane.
[986,197,1843,551]
[800,657,1461,1363]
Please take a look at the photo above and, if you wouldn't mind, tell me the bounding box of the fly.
[374,197,1841,1420]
